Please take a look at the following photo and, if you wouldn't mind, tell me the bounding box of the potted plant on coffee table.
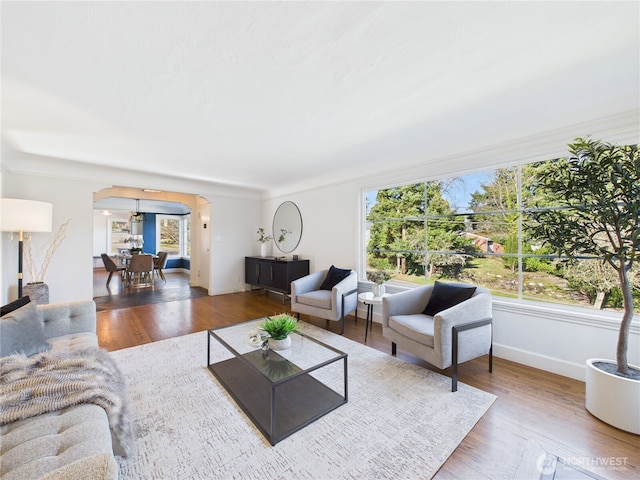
[526,137,639,434]
[260,313,298,350]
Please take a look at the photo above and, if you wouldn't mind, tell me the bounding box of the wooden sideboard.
[245,256,310,301]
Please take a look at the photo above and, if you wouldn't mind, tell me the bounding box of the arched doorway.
[92,187,210,303]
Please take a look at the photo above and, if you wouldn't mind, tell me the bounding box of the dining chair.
[154,251,169,281]
[126,254,154,287]
[101,253,126,287]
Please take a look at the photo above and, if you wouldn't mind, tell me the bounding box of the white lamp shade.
[0,198,53,232]
[131,221,143,235]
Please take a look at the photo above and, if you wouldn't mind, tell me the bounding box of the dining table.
[116,253,158,286]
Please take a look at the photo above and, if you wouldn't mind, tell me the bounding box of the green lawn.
[390,257,595,309]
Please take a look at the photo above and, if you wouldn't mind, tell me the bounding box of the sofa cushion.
[296,290,332,310]
[0,404,117,480]
[389,314,435,347]
[1,296,31,316]
[319,265,351,291]
[0,301,51,357]
[423,281,476,316]
[48,332,99,353]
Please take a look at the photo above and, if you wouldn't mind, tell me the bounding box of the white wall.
[207,194,261,295]
[262,182,361,273]
[493,301,640,381]
[93,210,108,256]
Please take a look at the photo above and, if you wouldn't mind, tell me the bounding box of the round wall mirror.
[273,201,302,253]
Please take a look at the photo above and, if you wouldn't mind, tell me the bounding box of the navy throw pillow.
[423,281,476,316]
[319,266,351,291]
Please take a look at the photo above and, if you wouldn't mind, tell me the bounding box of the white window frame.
[156,214,190,258]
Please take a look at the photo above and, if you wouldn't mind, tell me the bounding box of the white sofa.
[0,300,119,480]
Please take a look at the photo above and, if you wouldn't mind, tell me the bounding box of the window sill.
[359,280,639,334]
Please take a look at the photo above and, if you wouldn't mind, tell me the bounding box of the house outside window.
[157,214,190,258]
[364,160,639,313]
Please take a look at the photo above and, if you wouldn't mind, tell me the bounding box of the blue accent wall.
[142,213,157,254]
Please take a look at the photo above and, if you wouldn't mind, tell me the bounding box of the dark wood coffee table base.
[209,351,346,445]
[207,324,348,446]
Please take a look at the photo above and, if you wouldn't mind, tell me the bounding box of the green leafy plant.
[525,137,639,377]
[260,313,298,340]
[257,227,272,243]
[277,228,291,243]
[367,270,391,285]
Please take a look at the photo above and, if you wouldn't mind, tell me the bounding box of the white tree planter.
[585,358,640,435]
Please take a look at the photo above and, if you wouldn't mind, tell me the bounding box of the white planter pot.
[260,242,268,257]
[268,336,291,350]
[585,358,640,435]
[372,284,386,297]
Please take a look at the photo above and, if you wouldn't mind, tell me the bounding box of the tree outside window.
[157,214,190,257]
[364,149,638,312]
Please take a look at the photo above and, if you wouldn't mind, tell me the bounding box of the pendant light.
[130,199,144,235]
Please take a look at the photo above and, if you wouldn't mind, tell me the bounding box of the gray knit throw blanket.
[0,348,132,456]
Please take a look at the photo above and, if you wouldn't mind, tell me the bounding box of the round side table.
[358,292,386,343]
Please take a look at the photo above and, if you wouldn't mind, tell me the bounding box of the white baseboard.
[493,343,586,382]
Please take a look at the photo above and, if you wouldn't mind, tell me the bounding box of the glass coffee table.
[207,319,348,445]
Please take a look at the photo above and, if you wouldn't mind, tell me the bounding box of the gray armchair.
[290,267,358,334]
[381,281,493,392]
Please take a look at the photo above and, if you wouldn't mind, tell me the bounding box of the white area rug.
[111,322,496,479]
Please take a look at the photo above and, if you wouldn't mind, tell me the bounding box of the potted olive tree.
[526,137,639,434]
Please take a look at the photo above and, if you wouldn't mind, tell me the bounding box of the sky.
[365,170,494,215]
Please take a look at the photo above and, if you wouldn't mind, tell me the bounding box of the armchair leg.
[391,342,396,355]
[489,343,493,373]
[451,317,493,393]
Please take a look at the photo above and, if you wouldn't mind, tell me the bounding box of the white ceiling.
[2,1,639,193]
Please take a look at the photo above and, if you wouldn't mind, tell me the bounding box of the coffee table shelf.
[207,320,348,445]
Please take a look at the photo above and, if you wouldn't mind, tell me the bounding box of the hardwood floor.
[94,271,639,479]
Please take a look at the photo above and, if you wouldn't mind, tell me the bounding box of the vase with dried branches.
[23,220,70,304]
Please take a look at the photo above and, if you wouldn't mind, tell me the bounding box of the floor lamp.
[0,198,53,299]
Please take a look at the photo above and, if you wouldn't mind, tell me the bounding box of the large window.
[109,219,130,254]
[156,214,190,257]
[365,162,639,312]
